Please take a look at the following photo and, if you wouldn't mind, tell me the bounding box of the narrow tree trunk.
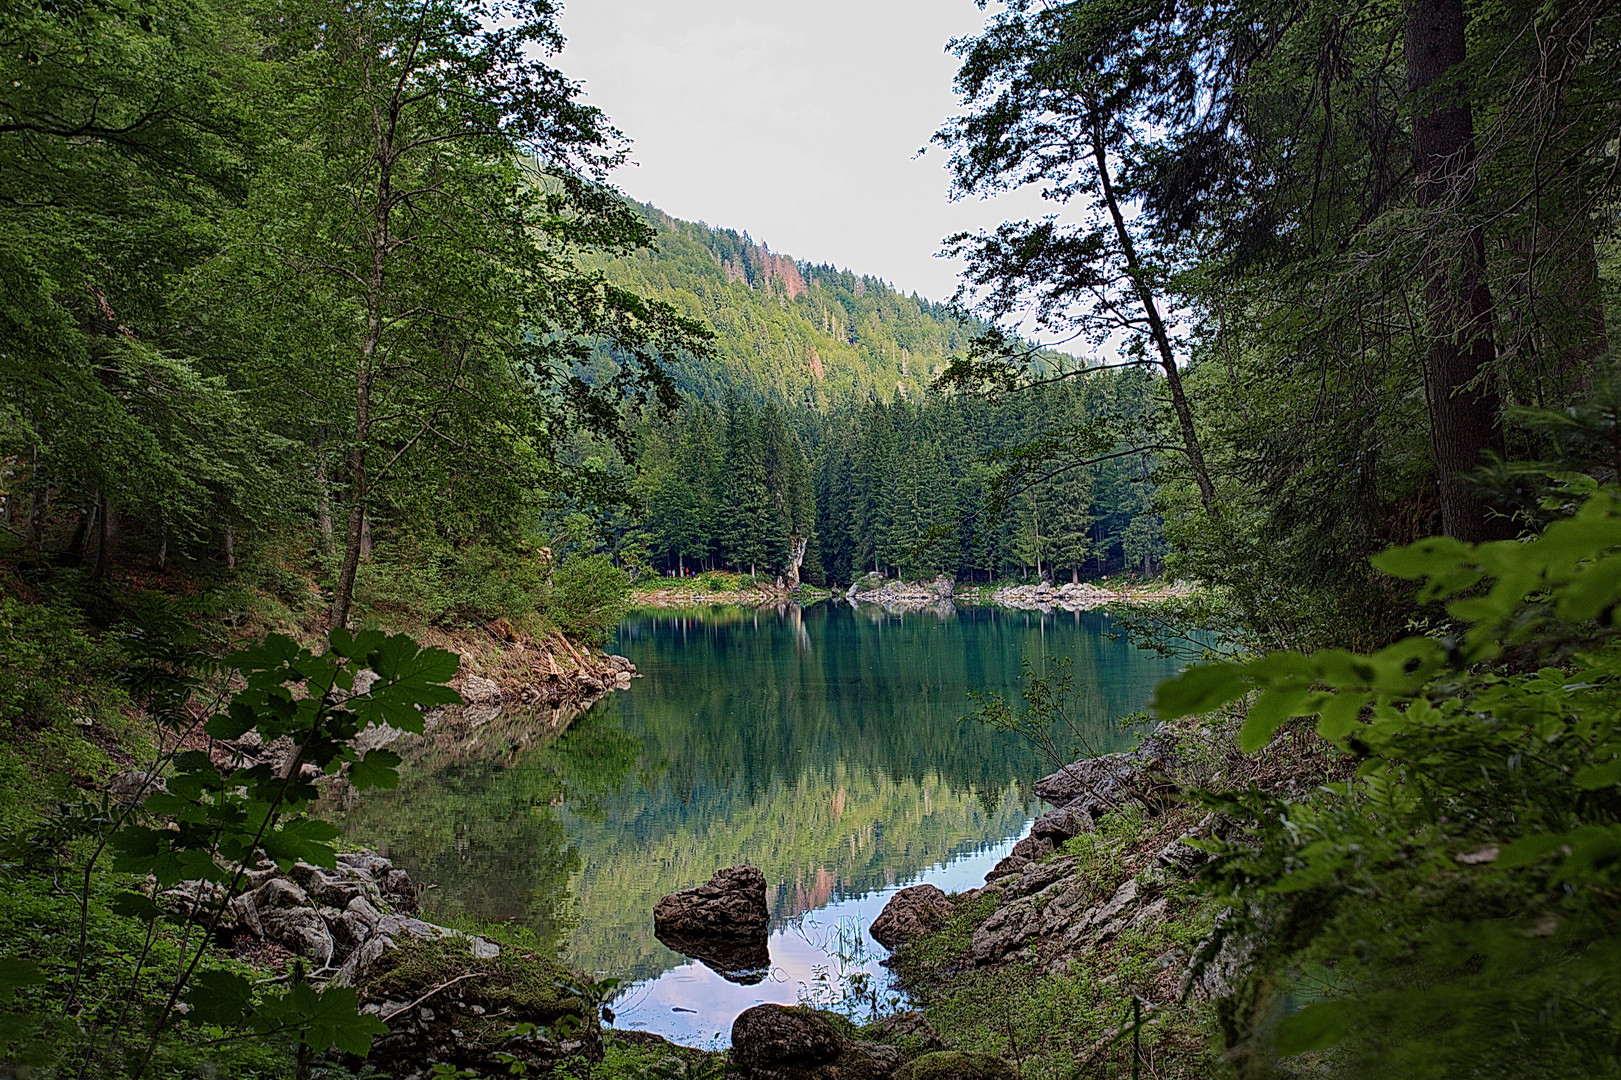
[314,428,334,555]
[92,492,114,580]
[329,93,393,632]
[1092,113,1219,518]
[223,526,235,569]
[1405,0,1507,541]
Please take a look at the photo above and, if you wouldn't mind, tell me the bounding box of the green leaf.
[1275,1001,1350,1054]
[348,749,402,790]
[204,701,258,741]
[1496,832,1568,868]
[1314,692,1365,742]
[110,891,165,923]
[1557,553,1621,622]
[184,969,254,1027]
[1240,685,1312,752]
[1370,536,1475,583]
[1575,756,1621,790]
[1150,662,1248,718]
[0,958,44,1006]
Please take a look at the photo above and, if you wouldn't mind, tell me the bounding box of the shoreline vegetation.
[628,572,1189,611]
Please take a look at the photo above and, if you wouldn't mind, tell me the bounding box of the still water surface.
[330,602,1181,1045]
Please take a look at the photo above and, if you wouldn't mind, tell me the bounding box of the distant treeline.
[618,369,1162,586]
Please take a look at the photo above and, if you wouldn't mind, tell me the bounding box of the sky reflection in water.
[331,602,1182,1047]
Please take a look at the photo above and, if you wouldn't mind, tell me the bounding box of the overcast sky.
[556,0,1042,305]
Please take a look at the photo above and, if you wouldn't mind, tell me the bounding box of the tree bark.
[1405,0,1508,541]
[1091,113,1219,518]
[329,63,394,632]
[92,492,115,580]
[785,535,807,588]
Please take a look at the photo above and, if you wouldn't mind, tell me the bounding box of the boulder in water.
[870,884,953,950]
[654,865,769,936]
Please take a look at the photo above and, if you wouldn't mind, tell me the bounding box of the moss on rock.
[893,1051,1014,1080]
[356,936,602,1076]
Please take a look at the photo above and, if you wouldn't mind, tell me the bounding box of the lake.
[327,601,1183,1046]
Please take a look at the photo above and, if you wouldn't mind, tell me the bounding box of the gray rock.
[729,1005,843,1075]
[461,675,503,705]
[971,896,1041,963]
[109,769,166,804]
[1036,879,1095,938]
[1031,804,1095,842]
[654,865,769,937]
[260,905,335,967]
[872,1010,943,1049]
[335,914,500,986]
[1009,834,1055,861]
[252,877,312,911]
[1033,754,1137,814]
[870,884,953,950]
[999,856,1078,901]
[1154,838,1209,876]
[983,855,1028,882]
[1088,879,1140,931]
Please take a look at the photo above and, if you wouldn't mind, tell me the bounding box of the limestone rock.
[461,675,503,705]
[983,855,1028,882]
[729,1005,899,1080]
[334,911,498,986]
[971,895,1040,963]
[1009,834,1054,861]
[1030,804,1094,843]
[998,856,1077,902]
[654,865,769,937]
[871,1010,943,1050]
[869,884,953,951]
[260,904,335,968]
[108,769,166,804]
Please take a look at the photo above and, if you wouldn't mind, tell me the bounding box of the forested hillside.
[576,202,1164,586]
[584,202,982,407]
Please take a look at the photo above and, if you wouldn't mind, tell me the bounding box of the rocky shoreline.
[628,576,1189,613]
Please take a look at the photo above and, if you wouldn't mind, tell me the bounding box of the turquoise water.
[331,601,1182,1045]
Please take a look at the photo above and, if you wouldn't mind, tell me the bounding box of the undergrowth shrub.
[1157,482,1621,1077]
[546,552,629,646]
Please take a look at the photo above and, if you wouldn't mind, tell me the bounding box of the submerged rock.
[654,865,769,936]
[654,926,771,984]
[870,884,953,951]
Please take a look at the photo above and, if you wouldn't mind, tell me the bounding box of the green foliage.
[547,553,630,647]
[0,625,460,1077]
[1156,487,1621,1074]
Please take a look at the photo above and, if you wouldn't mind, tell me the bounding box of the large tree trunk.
[785,535,808,588]
[1405,0,1508,542]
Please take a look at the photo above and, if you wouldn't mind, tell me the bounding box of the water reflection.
[328,603,1182,1044]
